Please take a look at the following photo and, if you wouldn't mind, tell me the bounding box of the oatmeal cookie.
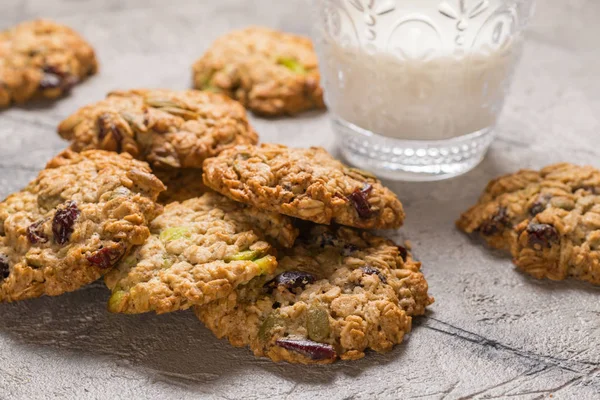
[0,150,164,302]
[58,89,258,168]
[0,19,97,107]
[153,168,208,204]
[195,225,433,364]
[457,168,544,250]
[192,26,325,116]
[457,163,600,284]
[202,144,405,229]
[104,192,299,314]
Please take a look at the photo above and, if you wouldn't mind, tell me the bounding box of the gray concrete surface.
[0,0,599,399]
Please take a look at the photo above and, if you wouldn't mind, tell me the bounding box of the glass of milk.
[312,0,535,181]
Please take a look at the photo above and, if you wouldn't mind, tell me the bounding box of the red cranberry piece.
[397,245,408,261]
[265,271,316,292]
[360,266,388,284]
[52,201,80,245]
[527,223,559,248]
[87,245,124,269]
[0,254,9,280]
[479,207,510,236]
[348,183,374,219]
[27,219,48,244]
[97,114,123,152]
[275,338,336,361]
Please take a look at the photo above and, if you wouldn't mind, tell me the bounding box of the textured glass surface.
[313,0,535,180]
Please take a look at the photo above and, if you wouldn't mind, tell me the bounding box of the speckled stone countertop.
[0,1,599,399]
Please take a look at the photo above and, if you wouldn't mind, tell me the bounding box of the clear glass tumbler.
[312,0,535,181]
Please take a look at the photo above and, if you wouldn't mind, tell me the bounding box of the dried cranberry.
[360,266,388,284]
[479,207,510,236]
[527,223,559,248]
[275,338,336,360]
[348,183,373,219]
[264,271,316,293]
[27,219,48,244]
[87,245,124,269]
[397,245,408,261]
[97,114,123,152]
[0,254,9,280]
[52,201,80,245]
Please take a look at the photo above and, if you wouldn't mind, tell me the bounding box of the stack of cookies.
[0,21,433,364]
[3,18,599,367]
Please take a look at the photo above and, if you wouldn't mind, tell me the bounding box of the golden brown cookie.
[104,192,299,315]
[196,225,433,364]
[0,19,97,107]
[58,89,258,168]
[192,26,325,116]
[0,150,164,302]
[202,144,405,229]
[457,163,600,284]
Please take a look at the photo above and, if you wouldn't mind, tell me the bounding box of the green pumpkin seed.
[277,57,307,74]
[307,307,330,342]
[159,227,191,242]
[258,312,283,342]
